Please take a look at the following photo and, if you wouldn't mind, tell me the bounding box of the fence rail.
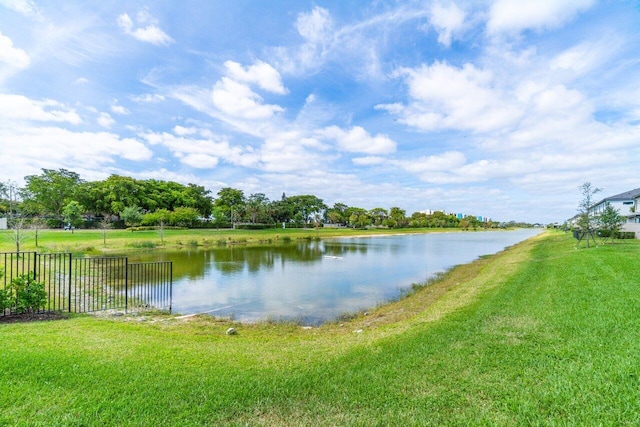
[0,252,172,317]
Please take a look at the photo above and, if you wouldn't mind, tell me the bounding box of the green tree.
[409,212,428,228]
[269,199,294,225]
[142,209,172,227]
[22,169,83,218]
[348,208,372,229]
[246,193,269,223]
[120,206,143,229]
[389,207,407,228]
[214,187,246,225]
[0,181,18,215]
[210,206,230,229]
[463,215,481,230]
[170,207,200,227]
[182,183,213,217]
[95,175,145,216]
[597,202,626,243]
[62,201,84,234]
[286,195,326,225]
[326,203,349,225]
[369,207,388,226]
[142,209,173,243]
[576,182,602,248]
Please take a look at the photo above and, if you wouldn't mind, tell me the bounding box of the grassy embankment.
[0,226,459,254]
[1,231,640,425]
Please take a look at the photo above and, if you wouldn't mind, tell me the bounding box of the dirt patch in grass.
[0,311,71,324]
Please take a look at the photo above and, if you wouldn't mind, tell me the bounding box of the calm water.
[127,229,541,324]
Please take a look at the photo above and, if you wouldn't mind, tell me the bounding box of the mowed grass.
[1,231,640,425]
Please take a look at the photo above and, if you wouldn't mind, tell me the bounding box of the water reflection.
[127,229,541,324]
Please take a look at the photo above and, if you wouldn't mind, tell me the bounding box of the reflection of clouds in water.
[167,229,541,324]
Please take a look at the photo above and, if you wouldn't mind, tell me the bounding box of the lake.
[127,229,542,324]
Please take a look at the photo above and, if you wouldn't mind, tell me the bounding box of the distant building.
[418,209,444,215]
[0,217,6,230]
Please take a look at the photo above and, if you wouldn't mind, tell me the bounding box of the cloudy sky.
[1,0,639,223]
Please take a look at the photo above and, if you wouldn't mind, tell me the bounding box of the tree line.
[0,168,504,230]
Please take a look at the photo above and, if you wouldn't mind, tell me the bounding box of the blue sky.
[1,0,640,223]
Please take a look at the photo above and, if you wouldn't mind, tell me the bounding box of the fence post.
[125,258,129,313]
[32,252,38,283]
[68,254,72,313]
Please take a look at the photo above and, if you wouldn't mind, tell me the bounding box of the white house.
[589,188,640,238]
[0,217,6,230]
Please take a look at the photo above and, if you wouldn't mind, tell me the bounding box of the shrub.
[127,241,157,249]
[598,230,636,239]
[8,273,47,315]
[233,223,277,230]
[0,288,11,312]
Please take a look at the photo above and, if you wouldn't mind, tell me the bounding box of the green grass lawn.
[1,231,639,425]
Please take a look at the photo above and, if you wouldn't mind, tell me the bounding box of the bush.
[598,230,636,239]
[0,288,11,312]
[5,273,47,315]
[233,223,278,230]
[126,241,157,249]
[128,226,187,232]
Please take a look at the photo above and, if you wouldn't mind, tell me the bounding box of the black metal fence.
[0,252,172,316]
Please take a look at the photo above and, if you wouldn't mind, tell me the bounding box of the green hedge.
[598,230,636,239]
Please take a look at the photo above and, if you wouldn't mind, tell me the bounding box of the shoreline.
[0,226,523,253]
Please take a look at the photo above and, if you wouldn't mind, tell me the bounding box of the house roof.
[593,187,640,206]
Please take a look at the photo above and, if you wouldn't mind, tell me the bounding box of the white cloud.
[180,153,219,169]
[487,0,595,35]
[130,93,165,103]
[273,6,334,75]
[396,151,466,174]
[0,31,30,69]
[97,112,115,128]
[0,93,153,184]
[379,61,521,133]
[297,6,333,44]
[173,125,197,136]
[258,132,331,173]
[211,77,284,121]
[429,2,465,47]
[0,0,40,17]
[110,100,129,115]
[140,128,258,169]
[550,40,615,74]
[0,125,152,183]
[352,156,386,166]
[224,60,288,95]
[0,94,81,124]
[319,125,396,155]
[117,10,173,46]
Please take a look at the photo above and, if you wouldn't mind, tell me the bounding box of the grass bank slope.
[1,232,639,425]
